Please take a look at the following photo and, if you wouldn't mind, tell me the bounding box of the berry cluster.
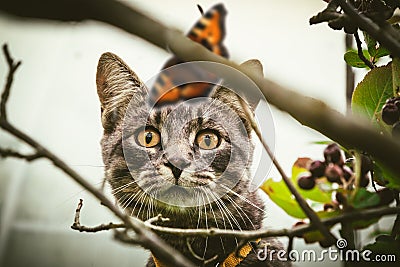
[297,143,373,190]
[381,96,400,136]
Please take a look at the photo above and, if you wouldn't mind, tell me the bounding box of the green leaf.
[351,218,379,229]
[349,188,380,209]
[260,179,306,219]
[375,46,391,58]
[291,158,333,203]
[344,50,369,68]
[363,235,400,261]
[363,32,377,58]
[351,64,393,129]
[393,57,400,96]
[374,161,400,190]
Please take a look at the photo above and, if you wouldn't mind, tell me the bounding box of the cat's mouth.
[157,184,192,199]
[155,184,209,207]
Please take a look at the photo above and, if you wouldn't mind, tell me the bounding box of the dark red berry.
[309,160,326,178]
[382,103,399,125]
[335,192,346,204]
[377,188,395,206]
[297,175,316,190]
[328,19,344,30]
[385,97,398,105]
[323,203,334,211]
[324,143,343,165]
[319,238,335,248]
[395,100,400,110]
[393,121,400,137]
[360,154,373,175]
[325,163,343,183]
[359,174,370,187]
[293,221,306,227]
[342,165,353,181]
[376,234,395,243]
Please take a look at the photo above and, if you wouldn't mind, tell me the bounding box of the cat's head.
[96,52,263,213]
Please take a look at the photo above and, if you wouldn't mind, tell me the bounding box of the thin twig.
[336,0,400,57]
[391,192,400,238]
[114,230,142,246]
[239,98,337,245]
[0,45,196,267]
[0,147,44,161]
[71,199,125,232]
[146,206,400,240]
[354,31,375,69]
[286,236,293,255]
[0,0,400,182]
[345,33,355,115]
[0,44,21,121]
[144,214,170,227]
[68,205,400,241]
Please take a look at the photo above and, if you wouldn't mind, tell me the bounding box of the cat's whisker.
[220,184,264,212]
[196,190,202,230]
[209,189,239,247]
[214,192,242,231]
[120,191,139,211]
[224,193,256,230]
[203,188,219,228]
[199,189,210,259]
[202,187,226,253]
[111,180,137,195]
[132,188,150,218]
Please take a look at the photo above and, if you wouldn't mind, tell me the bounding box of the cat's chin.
[155,185,200,207]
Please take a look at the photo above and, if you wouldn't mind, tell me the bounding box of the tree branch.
[0,147,44,161]
[239,99,337,244]
[354,31,375,69]
[1,0,400,186]
[69,199,400,248]
[71,199,125,233]
[0,44,196,267]
[146,206,400,241]
[335,0,400,57]
[0,44,21,121]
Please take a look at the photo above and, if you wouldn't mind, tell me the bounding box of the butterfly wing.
[150,3,228,106]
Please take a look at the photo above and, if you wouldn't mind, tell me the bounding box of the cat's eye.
[136,128,160,148]
[196,130,220,150]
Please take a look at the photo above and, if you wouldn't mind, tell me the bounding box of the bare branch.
[0,147,44,161]
[0,45,196,267]
[239,98,337,245]
[0,0,399,186]
[144,214,170,227]
[147,206,400,241]
[1,44,21,121]
[69,202,400,242]
[114,230,142,246]
[354,31,374,69]
[70,199,125,233]
[345,34,355,115]
[335,0,400,58]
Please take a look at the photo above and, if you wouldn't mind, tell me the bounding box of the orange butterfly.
[150,3,228,106]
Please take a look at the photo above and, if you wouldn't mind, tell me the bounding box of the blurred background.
[0,0,380,266]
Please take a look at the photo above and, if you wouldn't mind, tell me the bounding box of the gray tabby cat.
[96,52,290,267]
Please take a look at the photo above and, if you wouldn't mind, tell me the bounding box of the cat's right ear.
[96,52,147,132]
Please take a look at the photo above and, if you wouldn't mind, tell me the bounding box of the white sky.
[0,1,370,266]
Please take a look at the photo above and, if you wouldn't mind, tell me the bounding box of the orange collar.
[152,240,259,267]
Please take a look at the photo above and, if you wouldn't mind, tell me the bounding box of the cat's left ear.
[210,59,264,133]
[96,52,147,132]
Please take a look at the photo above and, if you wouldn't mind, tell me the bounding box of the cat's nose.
[170,156,191,170]
[166,154,192,181]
